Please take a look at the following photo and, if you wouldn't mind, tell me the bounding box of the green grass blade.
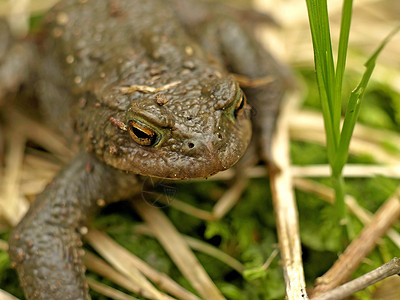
[305,0,338,164]
[333,26,400,174]
[312,0,336,131]
[334,0,353,137]
[315,65,336,165]
[318,1,336,135]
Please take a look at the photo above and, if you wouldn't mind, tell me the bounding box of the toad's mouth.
[106,148,241,179]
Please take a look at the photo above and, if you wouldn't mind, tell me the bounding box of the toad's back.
[45,0,211,87]
[40,0,252,179]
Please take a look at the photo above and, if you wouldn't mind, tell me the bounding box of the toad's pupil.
[132,126,152,139]
[128,120,157,146]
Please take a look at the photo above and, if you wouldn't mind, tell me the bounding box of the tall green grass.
[305,0,399,239]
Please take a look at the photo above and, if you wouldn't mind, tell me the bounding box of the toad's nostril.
[182,138,215,157]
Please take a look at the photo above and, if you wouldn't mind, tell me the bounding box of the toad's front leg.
[8,152,138,299]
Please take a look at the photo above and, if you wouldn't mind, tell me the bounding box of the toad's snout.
[181,135,225,161]
[177,136,234,177]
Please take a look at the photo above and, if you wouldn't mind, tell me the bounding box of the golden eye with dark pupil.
[128,120,158,146]
[234,90,246,118]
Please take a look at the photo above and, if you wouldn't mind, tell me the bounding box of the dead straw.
[310,187,400,297]
[84,252,156,299]
[86,229,200,300]
[312,257,400,300]
[87,278,141,300]
[134,224,245,273]
[269,91,308,299]
[132,200,225,300]
[0,289,19,300]
[85,229,170,300]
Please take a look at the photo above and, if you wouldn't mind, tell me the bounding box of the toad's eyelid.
[224,84,242,109]
[128,107,175,129]
[235,90,246,110]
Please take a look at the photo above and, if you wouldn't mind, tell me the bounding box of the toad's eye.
[128,120,159,146]
[234,89,246,118]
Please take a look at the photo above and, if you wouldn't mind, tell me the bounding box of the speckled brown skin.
[37,0,252,179]
[9,152,139,299]
[4,0,288,299]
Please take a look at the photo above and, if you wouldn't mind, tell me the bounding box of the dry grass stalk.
[345,197,400,249]
[212,174,248,220]
[370,275,400,299]
[159,174,247,221]
[260,248,279,272]
[8,109,74,161]
[0,239,8,251]
[293,178,400,248]
[292,109,400,147]
[19,152,62,195]
[0,124,28,226]
[0,0,58,17]
[269,92,308,299]
[255,0,400,95]
[84,252,156,299]
[310,187,400,297]
[86,278,141,300]
[85,229,172,300]
[0,289,19,300]
[86,229,200,300]
[132,200,225,300]
[312,258,400,300]
[23,151,63,172]
[134,224,245,273]
[6,0,30,37]
[295,131,400,163]
[182,235,245,273]
[209,163,400,182]
[157,194,216,221]
[0,107,73,228]
[290,110,400,164]
[291,164,400,179]
[18,177,52,196]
